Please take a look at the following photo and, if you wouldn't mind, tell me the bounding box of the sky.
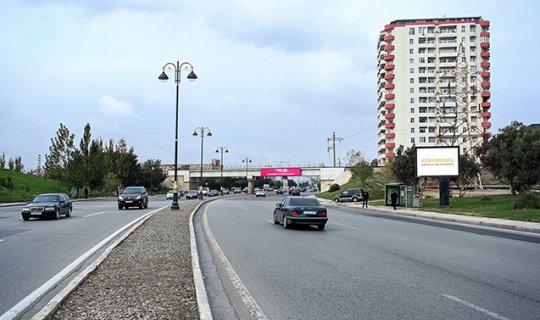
[1,0,539,172]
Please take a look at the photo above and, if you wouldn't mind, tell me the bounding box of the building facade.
[376,17,492,165]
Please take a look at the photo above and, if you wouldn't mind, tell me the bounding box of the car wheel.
[273,213,279,225]
[139,202,143,209]
[317,224,325,231]
[55,209,60,220]
[283,216,290,229]
[22,215,30,221]
[66,207,72,217]
[352,197,358,202]
[334,198,340,203]
[118,204,123,210]
[144,200,148,209]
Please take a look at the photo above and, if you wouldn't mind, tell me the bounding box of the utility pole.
[327,132,343,167]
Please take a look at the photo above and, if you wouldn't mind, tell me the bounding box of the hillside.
[0,169,66,203]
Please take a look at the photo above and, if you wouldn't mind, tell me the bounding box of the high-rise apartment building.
[376,17,491,165]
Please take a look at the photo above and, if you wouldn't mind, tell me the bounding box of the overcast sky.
[1,0,538,171]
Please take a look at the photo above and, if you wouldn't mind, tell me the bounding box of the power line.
[327,132,343,167]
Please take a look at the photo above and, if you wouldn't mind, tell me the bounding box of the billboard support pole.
[439,177,450,208]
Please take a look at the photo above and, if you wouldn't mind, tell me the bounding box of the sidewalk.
[320,199,540,234]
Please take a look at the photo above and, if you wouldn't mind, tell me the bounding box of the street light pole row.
[193,126,212,191]
[215,146,228,193]
[158,60,198,210]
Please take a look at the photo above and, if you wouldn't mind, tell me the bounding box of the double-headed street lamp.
[158,60,197,210]
[193,126,212,190]
[242,157,252,188]
[215,146,229,192]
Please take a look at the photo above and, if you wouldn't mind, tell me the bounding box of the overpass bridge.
[166,166,347,192]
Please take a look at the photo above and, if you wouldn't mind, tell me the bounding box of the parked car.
[208,189,219,197]
[276,189,284,195]
[233,187,242,194]
[255,189,266,197]
[118,186,148,209]
[186,190,200,199]
[21,193,72,221]
[222,188,230,195]
[333,188,364,203]
[273,196,328,230]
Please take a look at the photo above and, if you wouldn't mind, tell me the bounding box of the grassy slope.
[0,169,66,202]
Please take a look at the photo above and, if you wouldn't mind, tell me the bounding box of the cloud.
[98,95,132,116]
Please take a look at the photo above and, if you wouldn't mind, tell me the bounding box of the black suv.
[118,186,149,209]
[333,188,364,203]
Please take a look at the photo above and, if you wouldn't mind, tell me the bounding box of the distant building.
[376,17,492,165]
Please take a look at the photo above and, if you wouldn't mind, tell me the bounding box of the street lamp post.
[215,146,228,193]
[242,157,252,191]
[193,127,212,191]
[158,60,198,210]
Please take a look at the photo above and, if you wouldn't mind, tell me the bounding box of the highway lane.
[0,196,171,318]
[204,194,540,320]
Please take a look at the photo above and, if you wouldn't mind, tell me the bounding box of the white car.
[255,189,266,197]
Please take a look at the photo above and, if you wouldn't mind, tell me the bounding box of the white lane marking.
[0,206,166,320]
[331,222,362,231]
[0,239,4,242]
[203,203,268,319]
[243,207,249,211]
[84,211,105,218]
[442,294,511,320]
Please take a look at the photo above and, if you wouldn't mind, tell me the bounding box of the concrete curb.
[320,199,540,234]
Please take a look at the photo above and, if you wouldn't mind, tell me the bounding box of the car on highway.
[208,189,219,197]
[255,189,266,197]
[166,189,184,200]
[222,188,230,195]
[289,187,301,196]
[276,189,284,194]
[273,196,328,230]
[118,186,148,209]
[21,193,72,221]
[233,187,242,194]
[186,190,200,199]
[333,188,364,203]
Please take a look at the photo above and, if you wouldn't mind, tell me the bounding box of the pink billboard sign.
[260,168,301,177]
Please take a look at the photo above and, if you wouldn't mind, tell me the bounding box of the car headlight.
[21,208,31,213]
[119,196,124,200]
[136,195,141,200]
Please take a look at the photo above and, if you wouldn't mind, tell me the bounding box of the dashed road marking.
[331,222,362,231]
[442,294,511,320]
[84,212,105,218]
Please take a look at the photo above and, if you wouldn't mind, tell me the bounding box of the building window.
[410,98,415,103]
[411,128,415,133]
[410,68,414,74]
[409,28,415,35]
[470,25,476,32]
[429,137,435,143]
[410,78,414,83]
[410,39,414,45]
[411,118,415,123]
[409,48,414,54]
[419,57,425,63]
[410,58,414,64]
[411,108,415,113]
[410,88,414,93]
[411,138,415,143]
[461,25,466,32]
[461,37,465,43]
[420,137,426,143]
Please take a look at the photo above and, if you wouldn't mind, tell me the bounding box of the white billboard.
[416,147,460,177]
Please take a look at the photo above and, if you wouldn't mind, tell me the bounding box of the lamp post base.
[171,192,180,210]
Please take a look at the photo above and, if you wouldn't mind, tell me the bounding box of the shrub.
[514,192,540,209]
[329,184,340,192]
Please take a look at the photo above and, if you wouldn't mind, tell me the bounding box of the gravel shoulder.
[49,201,201,320]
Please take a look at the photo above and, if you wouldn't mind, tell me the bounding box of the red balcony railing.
[385,73,395,80]
[385,103,395,109]
[481,92,491,98]
[386,152,396,158]
[384,64,395,70]
[385,142,396,148]
[481,111,492,118]
[481,51,490,58]
[385,83,395,89]
[384,54,395,61]
[480,42,490,48]
[481,81,491,88]
[385,133,395,139]
[481,102,491,108]
[385,113,396,119]
[385,93,395,99]
[481,121,492,128]
[481,72,491,78]
[481,61,490,68]
[384,45,395,51]
[385,122,396,129]
[482,132,492,138]
[384,35,395,41]
[480,21,490,27]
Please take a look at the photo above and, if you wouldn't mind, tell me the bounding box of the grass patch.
[0,170,66,203]
[420,194,540,222]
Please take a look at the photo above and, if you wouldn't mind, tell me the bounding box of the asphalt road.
[0,196,171,319]
[203,194,540,320]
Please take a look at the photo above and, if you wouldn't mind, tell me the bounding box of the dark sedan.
[21,193,72,220]
[273,196,328,230]
[118,186,148,209]
[186,190,200,199]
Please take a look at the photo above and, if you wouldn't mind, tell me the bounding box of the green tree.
[44,123,75,182]
[14,156,24,172]
[392,145,427,195]
[140,159,167,190]
[452,153,481,197]
[0,153,5,169]
[350,160,373,185]
[8,158,14,170]
[478,121,539,194]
